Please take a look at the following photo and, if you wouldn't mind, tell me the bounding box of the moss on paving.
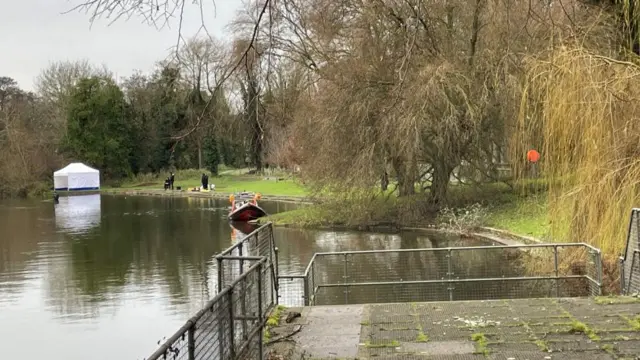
[471,333,489,355]
[359,298,640,359]
[534,339,549,352]
[364,340,400,348]
[264,305,286,341]
[595,296,640,305]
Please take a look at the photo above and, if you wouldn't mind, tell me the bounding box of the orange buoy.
[527,149,540,163]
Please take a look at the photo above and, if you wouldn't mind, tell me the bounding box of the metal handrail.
[621,208,640,263]
[146,258,267,360]
[219,222,273,257]
[309,242,602,256]
[277,242,604,306]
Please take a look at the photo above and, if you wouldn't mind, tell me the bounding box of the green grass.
[103,169,308,197]
[483,194,549,239]
[262,182,554,240]
[260,194,437,228]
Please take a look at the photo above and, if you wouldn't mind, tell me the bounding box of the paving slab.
[293,304,363,358]
[273,296,640,359]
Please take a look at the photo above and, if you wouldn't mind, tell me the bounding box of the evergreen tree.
[64,77,133,179]
[202,136,220,175]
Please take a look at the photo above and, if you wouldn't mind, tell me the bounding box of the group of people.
[163,173,175,190]
[162,172,214,191]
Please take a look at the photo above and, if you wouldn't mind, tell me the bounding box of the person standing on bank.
[170,172,175,190]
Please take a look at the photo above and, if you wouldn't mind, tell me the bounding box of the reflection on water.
[54,194,102,234]
[0,195,488,360]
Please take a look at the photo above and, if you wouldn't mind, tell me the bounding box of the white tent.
[53,163,100,191]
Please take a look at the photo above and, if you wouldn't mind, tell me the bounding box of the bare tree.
[35,60,113,141]
[174,35,233,168]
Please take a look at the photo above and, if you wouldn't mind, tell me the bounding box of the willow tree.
[510,0,640,258]
[265,0,557,203]
[515,48,640,257]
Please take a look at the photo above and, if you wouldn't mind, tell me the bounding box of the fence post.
[447,248,453,301]
[228,288,236,359]
[311,259,316,305]
[596,250,603,295]
[218,303,224,360]
[254,233,260,256]
[188,322,195,360]
[553,245,559,298]
[303,274,310,306]
[217,256,223,293]
[274,246,280,305]
[620,256,626,295]
[238,243,244,275]
[269,223,276,268]
[343,253,349,305]
[257,262,264,360]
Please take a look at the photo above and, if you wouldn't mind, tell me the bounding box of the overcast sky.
[1,0,241,91]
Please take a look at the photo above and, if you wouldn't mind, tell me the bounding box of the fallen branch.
[265,324,302,345]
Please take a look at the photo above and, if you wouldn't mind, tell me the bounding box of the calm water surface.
[0,194,487,360]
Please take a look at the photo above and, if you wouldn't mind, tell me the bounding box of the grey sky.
[1,0,241,91]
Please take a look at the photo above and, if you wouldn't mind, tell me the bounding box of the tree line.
[0,40,257,196]
[3,0,640,218]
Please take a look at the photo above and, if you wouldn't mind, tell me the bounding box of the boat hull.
[228,203,268,222]
[229,221,259,235]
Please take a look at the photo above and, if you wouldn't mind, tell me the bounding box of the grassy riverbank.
[103,168,308,198]
[261,182,551,239]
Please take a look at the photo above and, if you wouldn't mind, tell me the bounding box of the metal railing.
[278,243,602,306]
[620,208,640,295]
[146,223,277,360]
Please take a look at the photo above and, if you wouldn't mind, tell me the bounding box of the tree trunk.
[430,162,455,205]
[197,137,203,170]
[381,171,389,191]
[392,156,417,197]
[253,126,263,172]
[247,76,263,172]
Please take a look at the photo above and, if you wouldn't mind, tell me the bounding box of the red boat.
[228,192,268,222]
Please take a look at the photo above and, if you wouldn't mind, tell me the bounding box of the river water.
[0,194,491,360]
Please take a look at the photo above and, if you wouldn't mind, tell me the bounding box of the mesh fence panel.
[627,250,640,294]
[221,223,274,260]
[277,276,306,307]
[622,209,640,294]
[300,244,602,306]
[306,257,317,305]
[148,223,277,360]
[193,293,231,360]
[231,263,261,358]
[154,328,190,360]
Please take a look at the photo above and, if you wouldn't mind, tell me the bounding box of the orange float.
[527,149,540,163]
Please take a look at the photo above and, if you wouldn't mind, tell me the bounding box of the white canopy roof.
[54,162,99,175]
